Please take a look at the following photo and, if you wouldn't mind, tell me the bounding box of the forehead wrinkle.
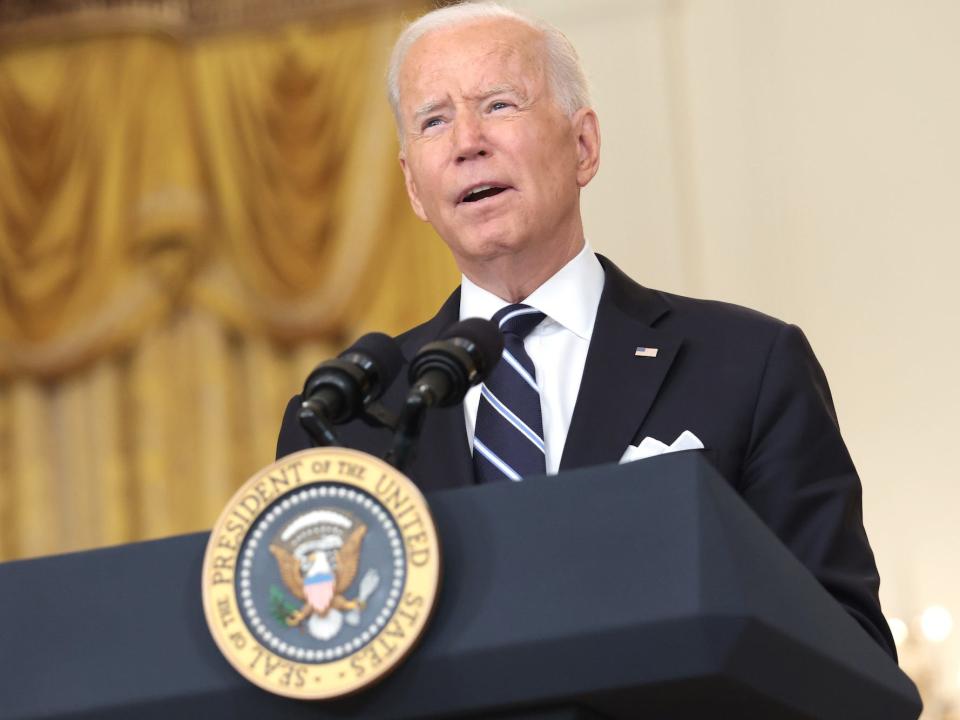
[463,82,525,103]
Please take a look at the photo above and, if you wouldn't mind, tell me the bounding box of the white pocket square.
[619,430,705,463]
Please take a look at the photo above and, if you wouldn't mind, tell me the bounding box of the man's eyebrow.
[412,85,525,120]
[468,84,522,102]
[413,99,448,120]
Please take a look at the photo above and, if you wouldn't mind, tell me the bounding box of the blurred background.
[0,0,957,715]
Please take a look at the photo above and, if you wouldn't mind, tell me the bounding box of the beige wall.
[513,0,960,701]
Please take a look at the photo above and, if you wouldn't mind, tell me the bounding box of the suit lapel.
[560,258,683,471]
[396,289,475,492]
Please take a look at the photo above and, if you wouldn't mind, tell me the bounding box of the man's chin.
[447,237,529,269]
[441,224,529,259]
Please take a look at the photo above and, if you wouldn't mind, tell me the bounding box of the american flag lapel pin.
[635,346,659,358]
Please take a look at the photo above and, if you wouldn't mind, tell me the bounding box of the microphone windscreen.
[343,331,405,391]
[440,317,504,381]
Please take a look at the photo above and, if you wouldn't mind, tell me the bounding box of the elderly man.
[277,2,896,660]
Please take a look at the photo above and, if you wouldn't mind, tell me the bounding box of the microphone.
[299,332,404,446]
[386,318,503,470]
[407,318,504,407]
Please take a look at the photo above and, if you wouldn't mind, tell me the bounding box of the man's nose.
[453,114,488,163]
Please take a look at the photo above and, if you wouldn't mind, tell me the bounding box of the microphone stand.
[386,366,454,473]
[297,398,341,448]
[384,391,428,473]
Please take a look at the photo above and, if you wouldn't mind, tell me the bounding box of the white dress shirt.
[459,243,606,474]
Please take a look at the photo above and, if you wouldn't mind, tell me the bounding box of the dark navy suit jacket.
[276,255,897,659]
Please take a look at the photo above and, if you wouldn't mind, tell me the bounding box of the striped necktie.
[472,304,547,483]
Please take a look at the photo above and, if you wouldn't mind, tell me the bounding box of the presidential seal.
[201,447,440,699]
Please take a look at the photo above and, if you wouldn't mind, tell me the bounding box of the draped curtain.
[0,9,459,561]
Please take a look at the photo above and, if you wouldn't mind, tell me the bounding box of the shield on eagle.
[303,567,335,614]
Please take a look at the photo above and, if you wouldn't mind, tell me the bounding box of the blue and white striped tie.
[473,304,547,483]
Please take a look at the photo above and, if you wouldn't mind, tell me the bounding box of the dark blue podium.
[0,452,921,719]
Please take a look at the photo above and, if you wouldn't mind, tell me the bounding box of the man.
[277,2,897,659]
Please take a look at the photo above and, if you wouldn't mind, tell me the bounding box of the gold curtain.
[0,12,459,561]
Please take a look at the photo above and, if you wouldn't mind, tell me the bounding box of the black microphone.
[386,318,503,470]
[299,332,404,446]
[408,318,504,407]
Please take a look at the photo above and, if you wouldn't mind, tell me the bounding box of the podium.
[0,452,921,719]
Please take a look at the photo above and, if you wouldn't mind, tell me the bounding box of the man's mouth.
[459,185,510,203]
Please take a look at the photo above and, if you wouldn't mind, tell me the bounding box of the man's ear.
[572,107,601,188]
[399,154,429,221]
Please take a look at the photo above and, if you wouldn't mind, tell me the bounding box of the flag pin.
[635,346,659,358]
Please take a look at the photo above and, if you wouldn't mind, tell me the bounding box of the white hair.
[386,1,591,132]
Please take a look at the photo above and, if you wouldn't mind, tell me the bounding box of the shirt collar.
[459,242,605,340]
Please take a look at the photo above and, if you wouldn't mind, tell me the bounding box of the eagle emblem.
[269,508,379,641]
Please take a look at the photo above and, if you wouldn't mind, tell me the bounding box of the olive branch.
[269,585,299,626]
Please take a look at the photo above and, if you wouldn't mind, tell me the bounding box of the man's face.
[397,19,597,273]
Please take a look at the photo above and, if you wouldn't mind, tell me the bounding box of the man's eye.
[489,101,511,112]
[422,117,443,130]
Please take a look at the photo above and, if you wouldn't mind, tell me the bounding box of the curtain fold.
[0,8,458,561]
